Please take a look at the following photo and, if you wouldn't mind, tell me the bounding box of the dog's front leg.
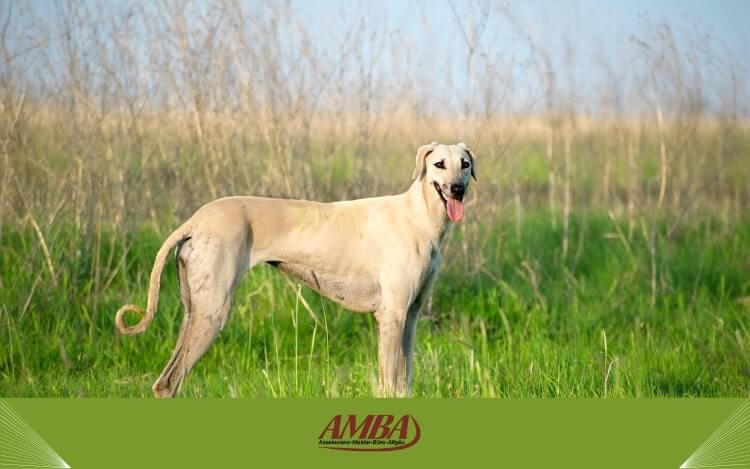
[400,305,420,394]
[374,307,410,397]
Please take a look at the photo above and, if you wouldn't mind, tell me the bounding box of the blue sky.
[292,0,749,113]
[13,0,750,115]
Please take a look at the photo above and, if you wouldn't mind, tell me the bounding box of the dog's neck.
[405,177,452,245]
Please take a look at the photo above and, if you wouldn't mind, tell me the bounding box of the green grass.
[1,211,749,397]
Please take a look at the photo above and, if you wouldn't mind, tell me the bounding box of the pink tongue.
[446,198,464,222]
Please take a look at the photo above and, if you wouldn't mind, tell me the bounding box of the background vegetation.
[0,1,748,397]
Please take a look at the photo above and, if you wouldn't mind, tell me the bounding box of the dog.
[116,142,476,397]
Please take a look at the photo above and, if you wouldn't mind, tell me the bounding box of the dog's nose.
[450,183,466,198]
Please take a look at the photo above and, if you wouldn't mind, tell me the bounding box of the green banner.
[1,398,747,468]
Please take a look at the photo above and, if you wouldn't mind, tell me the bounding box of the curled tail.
[115,223,191,335]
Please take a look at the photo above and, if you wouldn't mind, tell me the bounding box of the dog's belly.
[267,261,381,312]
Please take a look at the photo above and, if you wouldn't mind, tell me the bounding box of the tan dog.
[116,142,476,397]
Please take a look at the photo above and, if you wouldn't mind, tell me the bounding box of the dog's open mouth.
[433,182,465,222]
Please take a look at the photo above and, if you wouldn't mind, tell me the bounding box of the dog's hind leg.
[152,235,247,398]
[149,240,194,397]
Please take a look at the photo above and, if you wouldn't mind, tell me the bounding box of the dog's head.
[412,142,476,222]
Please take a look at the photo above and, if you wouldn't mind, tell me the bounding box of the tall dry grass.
[0,0,748,307]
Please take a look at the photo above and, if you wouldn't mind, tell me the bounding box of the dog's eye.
[434,161,445,169]
[461,160,470,169]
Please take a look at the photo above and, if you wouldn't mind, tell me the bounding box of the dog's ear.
[412,141,438,180]
[457,142,477,181]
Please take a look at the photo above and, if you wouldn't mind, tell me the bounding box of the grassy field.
[1,1,749,398]
[1,114,749,398]
[2,209,749,398]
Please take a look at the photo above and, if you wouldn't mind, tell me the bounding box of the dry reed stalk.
[627,134,638,240]
[546,127,557,228]
[656,106,668,210]
[562,129,571,260]
[25,214,55,280]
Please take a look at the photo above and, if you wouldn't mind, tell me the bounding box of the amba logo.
[318,414,421,451]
